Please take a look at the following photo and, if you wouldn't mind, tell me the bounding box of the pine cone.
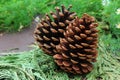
[34,5,76,55]
[53,13,98,74]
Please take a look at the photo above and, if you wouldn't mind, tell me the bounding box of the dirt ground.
[0,16,42,55]
[0,25,35,55]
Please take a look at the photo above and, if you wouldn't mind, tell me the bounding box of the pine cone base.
[54,54,93,74]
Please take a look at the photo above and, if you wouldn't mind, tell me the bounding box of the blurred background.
[0,0,120,54]
[0,0,120,34]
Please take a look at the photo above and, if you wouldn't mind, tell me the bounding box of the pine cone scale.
[34,5,76,55]
[54,14,98,74]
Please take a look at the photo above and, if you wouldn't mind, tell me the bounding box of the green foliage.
[86,42,120,80]
[0,37,120,80]
[102,0,120,35]
[100,33,120,56]
[0,0,103,32]
[44,0,103,20]
[0,0,49,32]
[0,48,55,80]
[70,0,103,20]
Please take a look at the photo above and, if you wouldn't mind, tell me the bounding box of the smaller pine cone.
[34,5,76,55]
[53,13,98,74]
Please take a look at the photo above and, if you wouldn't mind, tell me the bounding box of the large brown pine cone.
[34,5,76,55]
[53,13,98,74]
